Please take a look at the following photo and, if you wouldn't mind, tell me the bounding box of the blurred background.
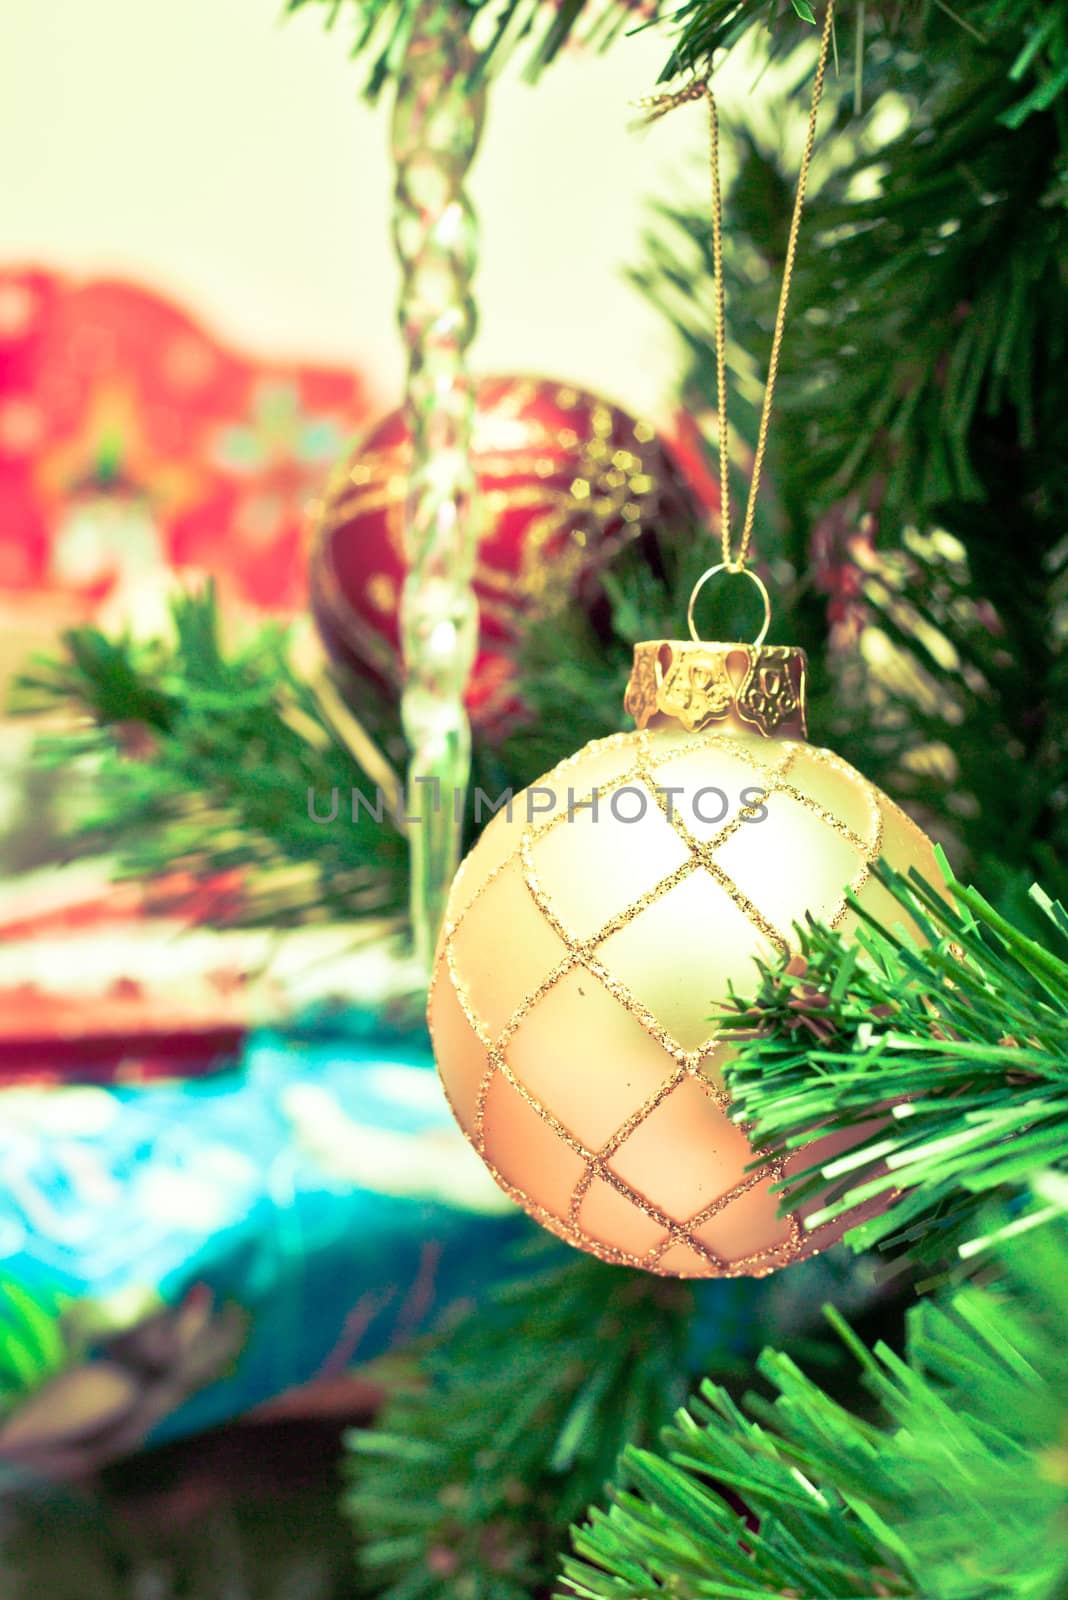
[2,0,699,415]
[2,1,1066,1596]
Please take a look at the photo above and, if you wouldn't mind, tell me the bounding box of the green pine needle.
[715,855,1068,1265]
[345,1243,695,1600]
[0,1278,74,1411]
[632,0,1068,906]
[9,584,410,927]
[559,1212,1068,1599]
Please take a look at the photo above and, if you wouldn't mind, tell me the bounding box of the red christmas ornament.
[309,375,708,734]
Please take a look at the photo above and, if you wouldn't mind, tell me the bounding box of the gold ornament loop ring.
[687,563,772,649]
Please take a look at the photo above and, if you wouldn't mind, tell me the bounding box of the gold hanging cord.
[640,0,836,606]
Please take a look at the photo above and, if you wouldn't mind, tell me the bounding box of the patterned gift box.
[0,1010,879,1477]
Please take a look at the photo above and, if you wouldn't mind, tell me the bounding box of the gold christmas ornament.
[428,634,941,1276]
[427,0,928,1276]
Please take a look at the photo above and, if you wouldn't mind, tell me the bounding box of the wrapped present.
[0,1007,881,1478]
[0,857,421,1083]
[0,861,249,1082]
[0,1018,526,1476]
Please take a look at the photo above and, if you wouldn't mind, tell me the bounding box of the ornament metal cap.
[624,639,808,740]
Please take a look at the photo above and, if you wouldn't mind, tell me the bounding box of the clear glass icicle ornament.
[392,5,486,970]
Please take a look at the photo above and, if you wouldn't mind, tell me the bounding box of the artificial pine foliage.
[716,855,1068,1264]
[558,1210,1068,1600]
[345,1244,695,1600]
[10,586,409,926]
[633,0,1068,899]
[284,0,654,96]
[0,1278,72,1409]
[283,0,827,96]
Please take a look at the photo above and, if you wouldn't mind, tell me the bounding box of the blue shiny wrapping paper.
[0,1018,876,1449]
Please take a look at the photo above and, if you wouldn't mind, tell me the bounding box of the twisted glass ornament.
[392,9,486,969]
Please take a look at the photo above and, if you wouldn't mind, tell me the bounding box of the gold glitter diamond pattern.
[431,725,908,1279]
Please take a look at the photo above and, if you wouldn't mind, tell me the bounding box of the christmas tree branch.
[284,0,660,95]
[288,0,1068,106]
[633,0,1068,902]
[716,854,1068,1263]
[9,584,410,927]
[559,1209,1068,1599]
[345,1242,695,1600]
[0,1277,73,1412]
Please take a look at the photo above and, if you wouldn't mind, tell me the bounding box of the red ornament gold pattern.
[309,376,709,733]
